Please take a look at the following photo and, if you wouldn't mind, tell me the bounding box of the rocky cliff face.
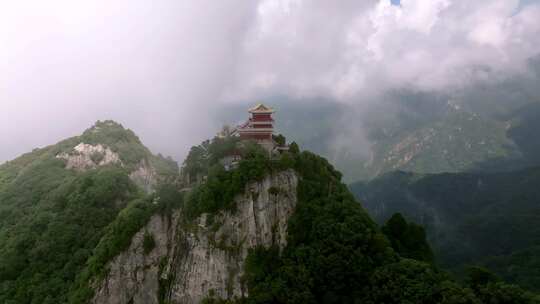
[57,142,161,192]
[129,159,159,193]
[91,211,181,304]
[91,169,298,304]
[57,143,122,170]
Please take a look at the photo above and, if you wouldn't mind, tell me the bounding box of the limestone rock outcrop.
[56,143,121,170]
[91,169,298,304]
[129,159,159,193]
[57,143,161,192]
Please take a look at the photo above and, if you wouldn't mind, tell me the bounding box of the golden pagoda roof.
[248,103,274,113]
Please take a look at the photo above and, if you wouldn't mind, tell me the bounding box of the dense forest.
[350,167,540,292]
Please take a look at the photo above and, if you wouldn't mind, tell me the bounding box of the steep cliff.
[91,170,298,304]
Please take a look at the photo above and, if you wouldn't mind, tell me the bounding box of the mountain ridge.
[0,121,538,303]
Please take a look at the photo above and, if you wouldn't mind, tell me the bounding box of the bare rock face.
[92,212,180,304]
[57,143,160,193]
[56,143,122,170]
[129,159,159,193]
[91,169,298,304]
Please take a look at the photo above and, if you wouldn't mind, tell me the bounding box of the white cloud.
[225,0,540,99]
[1,0,539,162]
[0,0,259,162]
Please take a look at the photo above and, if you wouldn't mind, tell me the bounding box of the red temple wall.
[251,113,273,121]
[253,124,273,128]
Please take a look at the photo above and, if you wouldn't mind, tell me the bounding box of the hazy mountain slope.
[218,97,539,182]
[365,106,515,177]
[506,102,540,164]
[350,167,540,291]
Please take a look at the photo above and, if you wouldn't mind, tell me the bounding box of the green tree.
[289,142,300,154]
[466,266,500,290]
[363,259,480,304]
[274,134,286,146]
[382,213,434,262]
[143,231,156,255]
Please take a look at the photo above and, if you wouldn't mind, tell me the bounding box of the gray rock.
[129,159,159,193]
[92,169,298,304]
[56,143,122,170]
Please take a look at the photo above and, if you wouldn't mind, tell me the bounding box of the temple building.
[217,103,288,171]
[234,103,275,142]
[226,103,289,155]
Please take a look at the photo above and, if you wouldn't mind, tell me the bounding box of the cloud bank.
[227,0,540,100]
[1,0,539,162]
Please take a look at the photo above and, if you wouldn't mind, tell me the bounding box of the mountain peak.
[81,120,142,145]
[0,120,179,194]
[87,119,125,131]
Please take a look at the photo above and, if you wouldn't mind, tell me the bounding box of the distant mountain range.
[219,95,540,182]
[216,92,540,292]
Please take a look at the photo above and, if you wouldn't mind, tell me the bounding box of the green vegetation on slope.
[365,107,514,179]
[382,213,434,263]
[0,166,139,303]
[229,148,538,303]
[350,167,540,292]
[241,150,394,303]
[182,137,296,222]
[67,197,159,303]
[0,121,181,304]
[79,120,179,177]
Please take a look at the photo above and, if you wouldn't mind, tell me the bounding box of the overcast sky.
[1,0,540,163]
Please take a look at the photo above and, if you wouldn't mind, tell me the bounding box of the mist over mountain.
[2,1,540,168]
[218,76,540,181]
[2,1,540,303]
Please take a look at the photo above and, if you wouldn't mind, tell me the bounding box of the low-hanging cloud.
[0,0,259,162]
[1,0,539,163]
[226,0,540,100]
